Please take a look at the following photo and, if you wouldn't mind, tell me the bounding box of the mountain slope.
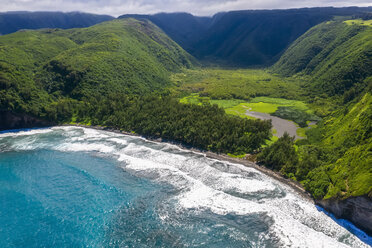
[304,91,372,200]
[120,13,212,53]
[259,20,372,234]
[273,20,372,96]
[268,19,372,200]
[120,7,372,66]
[0,11,114,35]
[0,18,194,117]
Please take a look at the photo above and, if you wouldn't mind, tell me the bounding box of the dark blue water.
[0,127,369,247]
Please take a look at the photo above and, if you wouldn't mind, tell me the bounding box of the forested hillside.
[260,20,372,202]
[273,20,372,97]
[0,11,113,35]
[120,7,372,66]
[0,18,194,116]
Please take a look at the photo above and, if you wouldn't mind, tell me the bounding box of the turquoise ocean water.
[0,127,370,247]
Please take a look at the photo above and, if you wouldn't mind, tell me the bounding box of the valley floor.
[173,68,320,144]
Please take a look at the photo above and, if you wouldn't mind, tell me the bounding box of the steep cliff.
[0,111,52,131]
[317,196,372,236]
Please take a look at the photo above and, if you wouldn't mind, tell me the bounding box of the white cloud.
[0,0,370,17]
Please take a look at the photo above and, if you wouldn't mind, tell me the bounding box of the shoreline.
[62,123,314,202]
[3,124,372,241]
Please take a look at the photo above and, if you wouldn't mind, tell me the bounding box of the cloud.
[1,0,371,17]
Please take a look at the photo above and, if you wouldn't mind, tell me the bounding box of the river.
[0,126,369,247]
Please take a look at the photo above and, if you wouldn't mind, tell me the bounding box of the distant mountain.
[0,11,114,35]
[120,7,372,66]
[120,12,212,53]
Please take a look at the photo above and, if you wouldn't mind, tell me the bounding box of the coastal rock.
[316,195,372,236]
[0,111,52,131]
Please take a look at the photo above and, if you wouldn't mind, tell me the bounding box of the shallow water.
[0,126,369,247]
[245,110,301,139]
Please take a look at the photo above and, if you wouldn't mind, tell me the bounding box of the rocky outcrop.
[0,110,52,131]
[316,195,372,236]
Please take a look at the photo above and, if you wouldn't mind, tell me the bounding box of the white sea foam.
[56,142,116,153]
[0,126,368,248]
[0,128,53,138]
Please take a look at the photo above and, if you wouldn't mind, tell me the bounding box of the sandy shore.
[64,124,314,202]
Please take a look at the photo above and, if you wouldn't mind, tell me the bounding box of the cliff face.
[316,195,372,236]
[0,111,52,131]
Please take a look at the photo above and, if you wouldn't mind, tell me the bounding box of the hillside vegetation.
[121,7,372,66]
[273,20,372,98]
[0,18,194,116]
[305,92,372,199]
[260,20,372,200]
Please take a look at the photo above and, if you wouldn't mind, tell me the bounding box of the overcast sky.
[1,0,371,17]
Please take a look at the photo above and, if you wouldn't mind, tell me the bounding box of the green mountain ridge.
[266,20,372,200]
[303,92,372,200]
[273,20,372,97]
[120,7,372,66]
[0,18,194,117]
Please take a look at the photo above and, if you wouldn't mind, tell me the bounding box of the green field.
[171,68,304,100]
[180,92,319,127]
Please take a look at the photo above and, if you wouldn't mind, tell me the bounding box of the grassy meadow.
[171,68,304,100]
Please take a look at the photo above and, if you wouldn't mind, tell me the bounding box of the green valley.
[172,19,371,206]
[0,12,371,236]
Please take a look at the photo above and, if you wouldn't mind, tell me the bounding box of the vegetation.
[0,18,271,155]
[273,20,372,98]
[76,94,272,154]
[344,19,372,26]
[260,20,372,200]
[180,92,319,127]
[121,7,372,66]
[0,18,194,116]
[0,15,371,202]
[257,133,298,171]
[172,68,303,100]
